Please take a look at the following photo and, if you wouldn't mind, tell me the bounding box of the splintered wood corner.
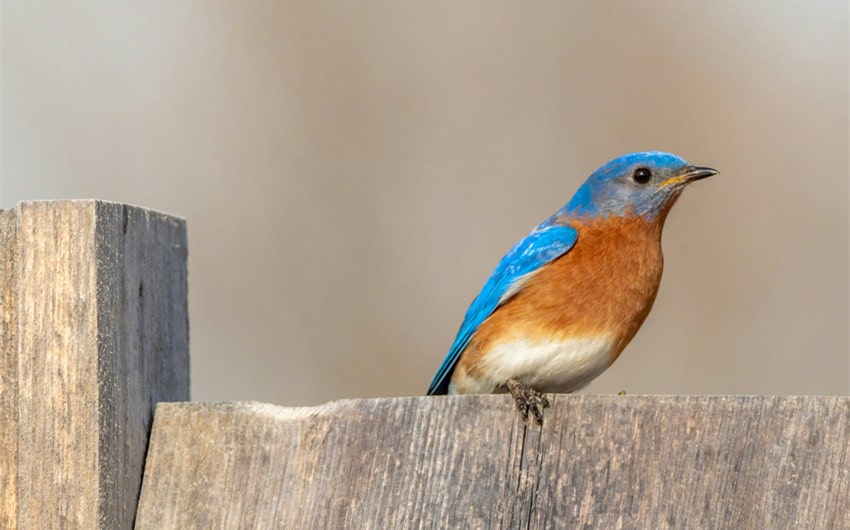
[135,395,850,529]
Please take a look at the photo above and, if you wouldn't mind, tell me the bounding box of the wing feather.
[427,223,578,395]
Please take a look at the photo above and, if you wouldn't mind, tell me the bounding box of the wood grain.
[136,395,849,529]
[0,200,189,529]
[0,209,19,530]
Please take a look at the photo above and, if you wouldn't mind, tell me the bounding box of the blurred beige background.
[1,2,847,404]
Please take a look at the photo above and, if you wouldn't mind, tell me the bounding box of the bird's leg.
[505,379,550,425]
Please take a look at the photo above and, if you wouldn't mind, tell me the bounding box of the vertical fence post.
[0,200,189,529]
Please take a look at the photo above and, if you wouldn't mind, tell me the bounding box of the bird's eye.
[632,167,652,185]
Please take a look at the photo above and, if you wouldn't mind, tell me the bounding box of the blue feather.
[427,222,578,395]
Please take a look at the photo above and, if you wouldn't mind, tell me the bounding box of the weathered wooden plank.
[93,201,190,528]
[136,395,849,529]
[0,200,189,529]
[0,209,19,530]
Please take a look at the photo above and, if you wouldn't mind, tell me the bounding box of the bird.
[427,151,716,424]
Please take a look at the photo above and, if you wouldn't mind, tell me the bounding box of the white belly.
[450,334,616,394]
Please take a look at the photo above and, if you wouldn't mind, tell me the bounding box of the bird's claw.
[505,379,549,425]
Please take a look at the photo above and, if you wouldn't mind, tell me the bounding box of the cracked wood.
[136,395,850,529]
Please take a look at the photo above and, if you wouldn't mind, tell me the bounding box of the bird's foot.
[505,379,549,425]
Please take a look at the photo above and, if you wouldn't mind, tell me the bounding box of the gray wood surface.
[136,395,849,529]
[0,201,189,529]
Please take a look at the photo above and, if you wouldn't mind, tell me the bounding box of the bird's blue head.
[564,151,717,219]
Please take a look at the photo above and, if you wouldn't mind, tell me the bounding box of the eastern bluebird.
[427,151,716,424]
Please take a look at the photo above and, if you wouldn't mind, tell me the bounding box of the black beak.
[682,166,718,181]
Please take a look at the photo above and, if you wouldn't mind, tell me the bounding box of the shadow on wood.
[136,395,849,529]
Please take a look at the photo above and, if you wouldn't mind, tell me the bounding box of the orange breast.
[459,215,666,380]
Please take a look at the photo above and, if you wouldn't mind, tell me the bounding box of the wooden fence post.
[0,200,189,529]
[136,395,849,529]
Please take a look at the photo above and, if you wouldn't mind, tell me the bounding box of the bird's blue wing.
[427,223,578,395]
